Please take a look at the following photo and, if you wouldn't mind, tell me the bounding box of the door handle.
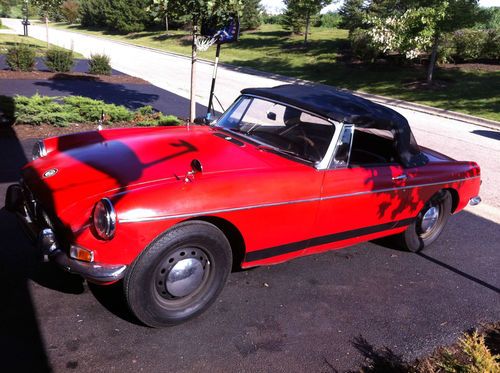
[392,174,408,181]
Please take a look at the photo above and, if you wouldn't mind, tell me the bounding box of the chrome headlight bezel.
[92,198,117,240]
[32,140,47,161]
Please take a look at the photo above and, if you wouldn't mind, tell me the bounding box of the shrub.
[45,48,74,72]
[436,331,500,372]
[6,44,36,71]
[350,28,378,62]
[60,0,80,24]
[438,33,456,63]
[136,114,182,127]
[136,105,154,115]
[88,53,112,75]
[483,29,500,60]
[158,115,181,126]
[9,94,181,127]
[63,96,133,122]
[452,29,487,61]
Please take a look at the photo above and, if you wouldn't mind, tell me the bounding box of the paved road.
[2,18,500,220]
[1,18,499,372]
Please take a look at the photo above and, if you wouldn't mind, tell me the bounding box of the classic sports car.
[6,84,481,327]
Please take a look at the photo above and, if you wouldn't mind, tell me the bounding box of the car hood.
[22,126,273,214]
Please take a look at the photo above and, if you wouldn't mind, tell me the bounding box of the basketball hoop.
[194,35,217,52]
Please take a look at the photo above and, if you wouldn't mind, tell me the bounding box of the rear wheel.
[124,221,232,327]
[398,190,452,252]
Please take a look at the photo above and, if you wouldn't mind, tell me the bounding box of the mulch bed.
[0,70,148,84]
[1,122,145,140]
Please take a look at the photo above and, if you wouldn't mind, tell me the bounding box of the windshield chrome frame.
[214,94,342,170]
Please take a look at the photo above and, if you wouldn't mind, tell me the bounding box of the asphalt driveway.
[0,134,498,372]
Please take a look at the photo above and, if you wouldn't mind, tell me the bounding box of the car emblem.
[43,168,58,178]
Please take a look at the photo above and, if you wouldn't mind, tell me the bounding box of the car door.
[304,124,412,256]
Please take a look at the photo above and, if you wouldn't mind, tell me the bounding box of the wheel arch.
[185,216,246,271]
[443,188,459,213]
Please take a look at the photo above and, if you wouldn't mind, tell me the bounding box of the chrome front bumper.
[6,183,127,284]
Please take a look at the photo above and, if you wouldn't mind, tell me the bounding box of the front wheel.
[398,190,452,253]
[124,221,232,327]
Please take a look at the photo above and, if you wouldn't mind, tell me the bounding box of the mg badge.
[43,168,58,178]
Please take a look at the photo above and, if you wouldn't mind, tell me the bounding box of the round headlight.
[32,140,47,160]
[92,198,116,240]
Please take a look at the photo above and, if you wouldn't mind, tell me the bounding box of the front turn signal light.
[70,245,94,262]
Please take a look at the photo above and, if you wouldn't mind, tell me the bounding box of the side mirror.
[266,111,276,121]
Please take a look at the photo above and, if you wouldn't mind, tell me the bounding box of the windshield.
[216,96,335,163]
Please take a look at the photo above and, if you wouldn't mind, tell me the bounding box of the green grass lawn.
[0,33,84,58]
[49,22,500,121]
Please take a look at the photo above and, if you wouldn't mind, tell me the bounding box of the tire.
[124,221,232,327]
[398,190,452,253]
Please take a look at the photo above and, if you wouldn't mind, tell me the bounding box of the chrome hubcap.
[155,248,210,300]
[166,258,204,297]
[420,206,439,234]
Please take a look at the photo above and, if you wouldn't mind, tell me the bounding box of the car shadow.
[471,129,500,141]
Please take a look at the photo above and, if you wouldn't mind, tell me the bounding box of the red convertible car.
[6,84,481,327]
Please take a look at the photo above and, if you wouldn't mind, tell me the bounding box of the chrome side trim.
[119,176,480,223]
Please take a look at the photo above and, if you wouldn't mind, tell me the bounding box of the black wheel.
[398,190,452,253]
[124,221,232,327]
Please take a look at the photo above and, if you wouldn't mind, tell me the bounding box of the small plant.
[88,53,112,75]
[158,114,182,126]
[433,331,500,373]
[6,44,36,71]
[45,48,74,73]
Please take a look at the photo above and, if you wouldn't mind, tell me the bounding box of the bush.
[63,96,133,122]
[9,94,181,127]
[350,28,378,62]
[452,29,487,61]
[60,0,80,24]
[158,114,181,126]
[6,44,36,71]
[88,53,112,75]
[483,29,500,60]
[136,114,182,127]
[45,48,74,72]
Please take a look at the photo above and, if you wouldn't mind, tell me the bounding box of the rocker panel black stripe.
[245,218,414,262]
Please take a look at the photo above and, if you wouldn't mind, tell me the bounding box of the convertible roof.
[241,84,427,167]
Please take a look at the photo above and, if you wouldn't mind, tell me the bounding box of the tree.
[282,0,332,44]
[339,0,367,31]
[240,0,262,30]
[148,0,171,34]
[60,0,80,24]
[363,0,481,82]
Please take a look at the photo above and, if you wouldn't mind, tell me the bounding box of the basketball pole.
[206,42,221,121]
[189,25,198,125]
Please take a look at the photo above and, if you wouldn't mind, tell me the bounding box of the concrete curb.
[12,19,500,131]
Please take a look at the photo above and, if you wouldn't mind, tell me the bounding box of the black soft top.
[241,84,427,167]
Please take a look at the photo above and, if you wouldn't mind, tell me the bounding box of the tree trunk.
[45,16,49,48]
[189,24,198,124]
[304,10,310,45]
[427,35,439,83]
[165,14,169,34]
